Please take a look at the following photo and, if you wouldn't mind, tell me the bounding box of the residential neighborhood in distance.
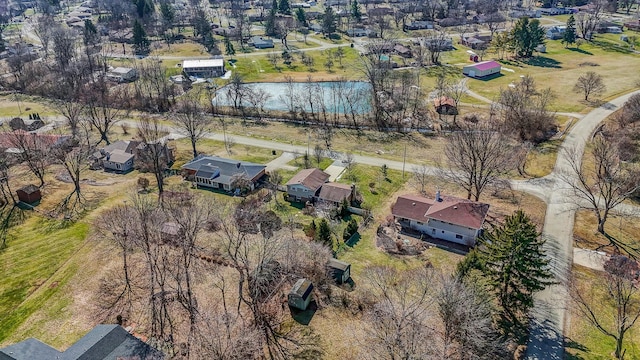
[0,0,639,358]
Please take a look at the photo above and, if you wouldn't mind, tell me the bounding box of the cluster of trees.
[98,189,335,359]
[358,40,429,131]
[438,76,556,201]
[491,17,545,59]
[357,210,552,357]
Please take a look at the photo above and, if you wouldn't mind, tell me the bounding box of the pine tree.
[279,0,291,15]
[343,218,358,240]
[132,20,150,55]
[265,6,277,36]
[224,35,235,57]
[295,7,307,27]
[322,7,337,36]
[315,218,333,246]
[478,210,554,335]
[510,17,545,58]
[351,0,362,23]
[562,15,577,48]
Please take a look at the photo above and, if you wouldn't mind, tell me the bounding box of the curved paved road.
[523,89,640,360]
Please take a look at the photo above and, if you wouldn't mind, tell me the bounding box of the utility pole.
[402,143,406,179]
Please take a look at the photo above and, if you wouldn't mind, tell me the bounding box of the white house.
[182,58,225,78]
[106,67,138,83]
[391,193,490,247]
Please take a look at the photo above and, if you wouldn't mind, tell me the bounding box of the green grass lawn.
[232,46,361,82]
[0,217,89,344]
[449,39,640,113]
[287,156,334,171]
[173,138,279,167]
[339,164,407,210]
[566,265,640,360]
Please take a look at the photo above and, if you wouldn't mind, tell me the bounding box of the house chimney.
[436,189,442,202]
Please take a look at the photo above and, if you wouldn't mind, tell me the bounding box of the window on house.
[455,234,463,239]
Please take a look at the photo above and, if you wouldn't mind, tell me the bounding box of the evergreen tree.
[322,7,337,36]
[295,7,307,27]
[351,0,362,23]
[265,6,277,36]
[510,17,545,58]
[315,218,333,246]
[279,0,291,15]
[133,0,154,18]
[562,15,577,47]
[224,35,235,57]
[343,218,358,240]
[478,210,554,335]
[132,20,150,55]
[83,19,99,48]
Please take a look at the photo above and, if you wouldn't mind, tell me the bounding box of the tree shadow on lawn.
[591,39,633,54]
[524,56,562,68]
[564,337,589,360]
[568,47,593,55]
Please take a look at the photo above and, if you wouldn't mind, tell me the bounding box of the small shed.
[462,61,501,78]
[328,258,351,284]
[161,222,183,244]
[288,278,314,310]
[17,184,41,204]
[434,96,458,116]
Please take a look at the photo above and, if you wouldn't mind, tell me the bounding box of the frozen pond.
[213,81,371,114]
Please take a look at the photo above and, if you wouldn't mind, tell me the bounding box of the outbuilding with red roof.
[462,60,502,78]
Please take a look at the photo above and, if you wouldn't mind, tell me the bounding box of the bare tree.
[85,78,127,145]
[53,142,92,217]
[360,265,435,359]
[571,255,640,359]
[498,75,557,144]
[7,131,51,187]
[137,117,171,195]
[96,204,138,314]
[434,275,506,359]
[411,164,432,194]
[33,15,55,58]
[172,93,209,158]
[51,26,77,71]
[573,71,606,101]
[441,122,514,201]
[561,135,640,238]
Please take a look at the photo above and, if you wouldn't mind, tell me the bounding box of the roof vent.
[453,206,458,209]
[412,202,416,206]
[236,162,241,168]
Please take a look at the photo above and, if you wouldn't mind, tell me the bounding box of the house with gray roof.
[285,168,330,202]
[0,324,164,360]
[181,155,266,192]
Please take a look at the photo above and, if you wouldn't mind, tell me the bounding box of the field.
[445,36,640,113]
[566,265,640,360]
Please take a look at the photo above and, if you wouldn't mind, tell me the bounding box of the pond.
[213,81,372,114]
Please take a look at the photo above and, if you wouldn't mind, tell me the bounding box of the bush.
[343,218,358,240]
[137,177,150,191]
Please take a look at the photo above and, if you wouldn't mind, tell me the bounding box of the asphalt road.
[523,89,640,360]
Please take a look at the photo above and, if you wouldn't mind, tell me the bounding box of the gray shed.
[288,278,313,310]
[328,258,351,284]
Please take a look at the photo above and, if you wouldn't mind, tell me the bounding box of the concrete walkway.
[265,152,298,172]
[324,160,347,181]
